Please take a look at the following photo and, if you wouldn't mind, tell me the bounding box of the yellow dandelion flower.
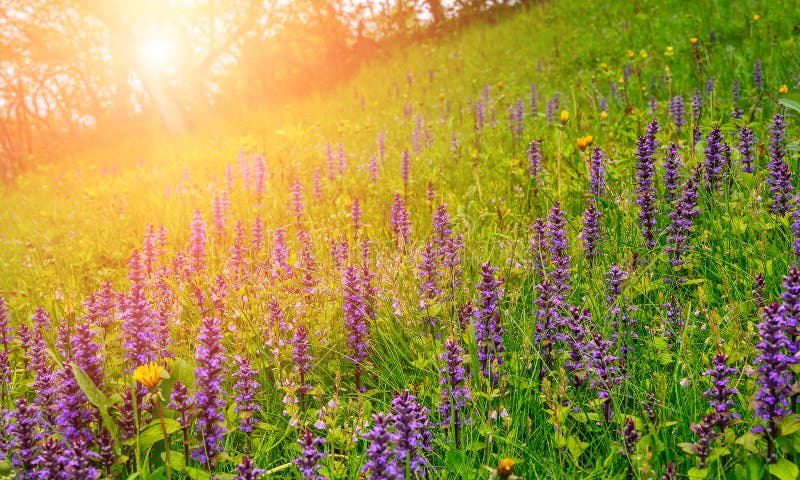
[439,92,445,101]
[753,13,760,21]
[690,37,698,45]
[779,84,789,95]
[639,49,648,59]
[600,62,608,70]
[665,46,674,57]
[470,149,479,160]
[498,458,515,478]
[496,81,504,90]
[627,49,635,58]
[664,64,671,72]
[600,110,608,120]
[560,110,570,123]
[577,135,594,150]
[133,362,166,390]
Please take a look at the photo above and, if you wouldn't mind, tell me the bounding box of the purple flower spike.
[634,120,660,248]
[391,390,432,479]
[192,316,227,468]
[767,113,794,215]
[235,456,266,480]
[295,430,328,480]
[474,262,504,383]
[663,143,683,202]
[589,147,605,197]
[703,127,724,191]
[738,126,756,173]
[580,199,601,265]
[232,355,260,433]
[362,413,398,480]
[702,352,740,430]
[439,338,470,447]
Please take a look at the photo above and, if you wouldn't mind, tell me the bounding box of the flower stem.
[154,398,173,480]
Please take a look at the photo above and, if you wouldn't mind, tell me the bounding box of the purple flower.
[767,113,794,215]
[290,179,306,224]
[326,143,335,180]
[351,198,363,233]
[391,390,432,478]
[271,227,293,280]
[212,190,229,240]
[31,308,58,426]
[418,242,441,311]
[663,143,683,202]
[292,324,314,406]
[702,352,740,430]
[666,169,701,271]
[620,417,640,458]
[343,266,370,391]
[754,273,766,309]
[634,120,660,248]
[530,82,538,114]
[586,333,624,423]
[663,296,684,338]
[563,306,593,384]
[189,210,207,274]
[235,456,266,480]
[692,88,703,122]
[253,154,267,203]
[362,413,398,480]
[232,355,260,433]
[781,266,800,353]
[474,263,504,383]
[547,201,571,291]
[192,316,227,467]
[754,303,797,462]
[295,430,327,480]
[9,398,40,477]
[507,98,525,140]
[703,126,724,191]
[738,126,756,173]
[401,149,411,194]
[689,415,720,468]
[546,94,560,126]
[122,251,159,368]
[669,96,685,131]
[589,147,605,197]
[63,436,101,480]
[527,139,544,189]
[606,265,637,357]
[754,59,763,92]
[580,199,601,265]
[439,339,470,447]
[0,297,11,400]
[649,96,658,115]
[390,193,412,249]
[34,437,69,479]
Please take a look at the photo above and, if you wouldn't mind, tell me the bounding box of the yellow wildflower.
[133,362,166,390]
[690,37,698,45]
[497,458,515,478]
[665,46,674,57]
[560,110,570,123]
[627,49,635,58]
[753,13,760,21]
[639,49,648,59]
[600,110,608,120]
[779,84,789,95]
[577,135,594,150]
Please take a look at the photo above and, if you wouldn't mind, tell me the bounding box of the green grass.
[1,0,800,479]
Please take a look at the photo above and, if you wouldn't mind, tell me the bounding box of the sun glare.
[136,28,178,72]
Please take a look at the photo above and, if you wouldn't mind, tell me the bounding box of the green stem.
[153,399,172,480]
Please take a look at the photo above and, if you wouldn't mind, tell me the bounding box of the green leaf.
[71,363,118,436]
[779,98,800,115]
[185,466,211,480]
[780,415,800,437]
[736,431,762,454]
[566,435,588,463]
[128,419,182,451]
[446,449,465,472]
[688,467,709,479]
[161,358,194,403]
[770,458,798,480]
[162,451,185,473]
[71,363,110,411]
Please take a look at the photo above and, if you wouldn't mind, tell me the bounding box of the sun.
[136,27,179,72]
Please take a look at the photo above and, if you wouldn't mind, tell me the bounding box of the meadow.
[1,0,800,479]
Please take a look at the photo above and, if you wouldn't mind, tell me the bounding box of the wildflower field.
[2,0,800,479]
